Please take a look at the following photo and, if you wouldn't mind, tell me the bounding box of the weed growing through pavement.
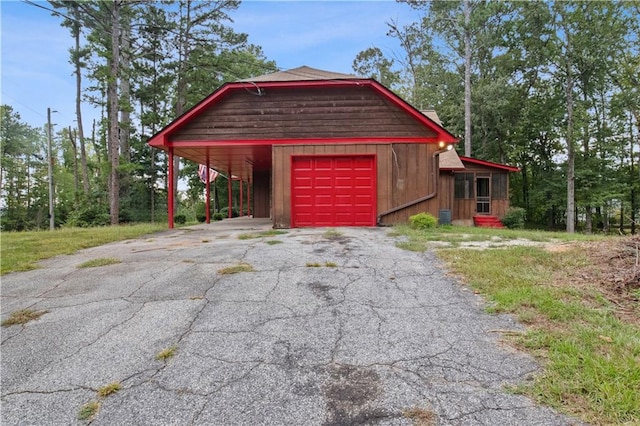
[403,407,436,426]
[78,400,100,421]
[97,382,121,398]
[218,263,254,274]
[155,346,178,361]
[1,308,48,327]
[239,230,287,240]
[78,258,121,268]
[238,233,259,240]
[306,262,337,268]
[266,240,283,245]
[323,229,343,239]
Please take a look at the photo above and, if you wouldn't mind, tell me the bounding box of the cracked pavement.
[1,218,581,425]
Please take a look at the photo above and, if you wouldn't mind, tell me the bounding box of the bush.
[174,214,187,224]
[219,207,239,218]
[66,203,110,228]
[195,202,209,223]
[501,207,526,229]
[213,212,225,221]
[409,212,438,229]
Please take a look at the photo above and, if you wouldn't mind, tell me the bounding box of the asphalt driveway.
[1,219,579,425]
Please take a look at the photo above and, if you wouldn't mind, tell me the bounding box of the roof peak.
[240,66,360,83]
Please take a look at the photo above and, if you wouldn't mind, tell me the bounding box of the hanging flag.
[198,164,219,183]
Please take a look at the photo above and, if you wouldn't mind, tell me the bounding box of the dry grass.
[155,346,178,361]
[1,308,48,327]
[403,407,437,426]
[77,258,121,268]
[97,382,121,398]
[217,263,254,274]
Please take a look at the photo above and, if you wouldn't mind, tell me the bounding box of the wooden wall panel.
[169,87,437,142]
[252,170,271,218]
[379,143,436,225]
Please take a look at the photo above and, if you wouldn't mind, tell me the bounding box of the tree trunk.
[72,5,90,196]
[68,127,79,197]
[463,0,472,157]
[108,1,121,225]
[119,17,131,163]
[565,62,576,233]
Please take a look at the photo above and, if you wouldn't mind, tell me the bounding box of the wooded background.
[1,0,638,233]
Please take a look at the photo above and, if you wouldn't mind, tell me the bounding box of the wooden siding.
[169,86,437,142]
[378,144,440,225]
[438,172,454,212]
[252,170,270,218]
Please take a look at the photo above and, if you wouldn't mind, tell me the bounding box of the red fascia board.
[148,78,460,147]
[166,136,446,148]
[459,156,520,172]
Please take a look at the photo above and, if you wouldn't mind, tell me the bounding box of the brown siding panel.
[252,171,270,218]
[169,87,437,142]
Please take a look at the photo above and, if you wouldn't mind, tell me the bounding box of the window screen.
[454,173,475,199]
[491,173,508,199]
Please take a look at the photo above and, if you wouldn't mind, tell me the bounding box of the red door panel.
[291,155,376,227]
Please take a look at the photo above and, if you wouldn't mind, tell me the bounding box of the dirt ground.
[555,235,640,326]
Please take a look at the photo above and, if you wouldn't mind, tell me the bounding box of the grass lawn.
[394,225,639,425]
[1,223,167,275]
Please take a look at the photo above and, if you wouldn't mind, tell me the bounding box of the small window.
[492,173,508,199]
[454,173,475,199]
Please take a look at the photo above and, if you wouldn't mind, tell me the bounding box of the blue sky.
[1,0,418,131]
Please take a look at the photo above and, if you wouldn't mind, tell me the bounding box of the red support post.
[247,177,251,217]
[239,178,244,217]
[227,169,232,218]
[168,147,175,229]
[205,161,211,224]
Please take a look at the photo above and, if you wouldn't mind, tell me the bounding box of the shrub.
[219,207,239,218]
[195,202,207,223]
[501,207,526,229]
[174,214,186,224]
[409,212,438,229]
[213,212,224,221]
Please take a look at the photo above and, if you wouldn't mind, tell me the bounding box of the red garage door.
[291,155,376,227]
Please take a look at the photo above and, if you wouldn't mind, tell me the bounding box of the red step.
[473,215,505,228]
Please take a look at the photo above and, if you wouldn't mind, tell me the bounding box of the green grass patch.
[78,400,100,421]
[238,230,287,240]
[97,382,121,398]
[1,223,167,275]
[155,346,178,361]
[265,240,283,245]
[1,308,48,327]
[438,245,640,424]
[238,233,260,240]
[323,229,343,239]
[77,258,121,268]
[217,263,254,274]
[306,262,322,267]
[260,229,287,236]
[324,261,337,267]
[392,223,606,249]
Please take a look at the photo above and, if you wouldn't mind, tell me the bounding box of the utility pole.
[47,108,55,231]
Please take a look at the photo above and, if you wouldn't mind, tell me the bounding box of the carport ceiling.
[174,143,272,178]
